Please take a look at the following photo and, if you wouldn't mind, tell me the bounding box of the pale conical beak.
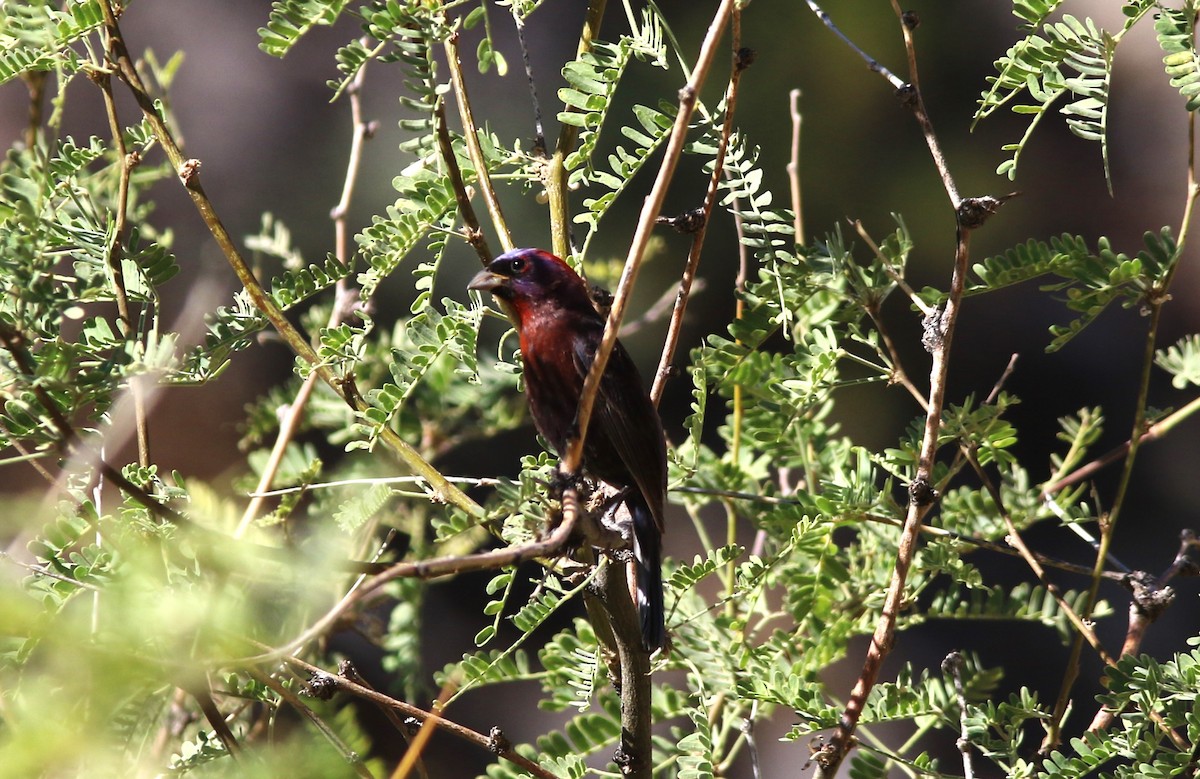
[468,269,507,293]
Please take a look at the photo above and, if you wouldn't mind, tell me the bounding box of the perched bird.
[469,248,669,650]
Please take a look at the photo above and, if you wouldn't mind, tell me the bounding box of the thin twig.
[565,0,736,476]
[444,32,514,252]
[787,88,805,246]
[803,0,905,90]
[811,2,997,771]
[390,670,459,779]
[250,669,374,779]
[276,653,560,779]
[941,652,976,779]
[93,48,149,466]
[339,662,430,779]
[435,98,493,265]
[21,72,47,150]
[187,683,243,762]
[1039,395,1200,498]
[509,4,544,153]
[236,491,581,665]
[851,218,933,316]
[965,448,1114,665]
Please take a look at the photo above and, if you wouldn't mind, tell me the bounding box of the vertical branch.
[508,4,545,154]
[21,72,47,151]
[547,0,608,260]
[941,652,977,779]
[1046,65,1200,756]
[787,88,805,246]
[445,33,514,253]
[597,557,653,778]
[436,99,494,266]
[807,5,1008,775]
[93,47,150,466]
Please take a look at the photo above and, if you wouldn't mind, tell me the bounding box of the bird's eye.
[509,258,526,274]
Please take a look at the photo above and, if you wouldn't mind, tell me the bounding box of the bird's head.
[468,248,595,326]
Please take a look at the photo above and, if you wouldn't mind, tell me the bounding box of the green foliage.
[976,4,1154,186]
[1155,333,1200,388]
[0,0,102,84]
[957,229,1180,352]
[258,0,352,58]
[1155,2,1200,112]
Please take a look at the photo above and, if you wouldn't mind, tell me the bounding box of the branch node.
[957,193,1016,230]
[908,478,938,506]
[735,47,757,71]
[920,304,947,353]
[487,726,511,755]
[1125,571,1175,620]
[304,671,339,701]
[177,158,201,185]
[655,207,707,234]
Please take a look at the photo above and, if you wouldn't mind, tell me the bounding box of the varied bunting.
[469,248,668,650]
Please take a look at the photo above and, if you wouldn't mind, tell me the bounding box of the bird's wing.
[572,334,667,532]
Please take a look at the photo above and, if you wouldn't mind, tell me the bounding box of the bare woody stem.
[436,99,494,266]
[93,0,482,520]
[237,490,582,666]
[250,669,374,779]
[445,32,514,253]
[787,88,806,245]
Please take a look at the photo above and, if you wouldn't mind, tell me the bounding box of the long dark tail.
[629,495,666,651]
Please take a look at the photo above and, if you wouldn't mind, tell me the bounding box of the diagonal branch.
[92,0,482,520]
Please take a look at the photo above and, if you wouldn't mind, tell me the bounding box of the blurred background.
[2,1,1198,775]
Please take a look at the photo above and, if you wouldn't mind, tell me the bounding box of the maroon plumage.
[469,248,668,650]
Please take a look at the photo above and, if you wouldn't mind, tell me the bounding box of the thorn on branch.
[655,207,707,234]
